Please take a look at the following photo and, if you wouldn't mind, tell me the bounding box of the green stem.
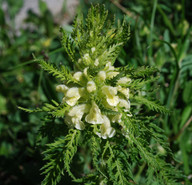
[148,0,158,65]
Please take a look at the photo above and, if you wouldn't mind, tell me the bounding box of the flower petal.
[118,98,130,111]
[68,104,89,119]
[65,87,81,106]
[97,71,106,81]
[56,85,68,93]
[117,77,131,85]
[96,115,116,139]
[117,86,129,99]
[73,72,83,81]
[107,96,119,106]
[87,81,96,93]
[102,86,119,106]
[85,102,103,124]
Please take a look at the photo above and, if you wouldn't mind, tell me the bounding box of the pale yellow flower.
[87,81,96,93]
[83,53,91,64]
[66,104,89,130]
[104,62,119,78]
[117,77,131,85]
[85,101,104,124]
[107,71,119,79]
[118,98,130,111]
[102,86,119,106]
[117,86,129,99]
[65,116,85,130]
[64,87,82,106]
[94,58,99,66]
[56,85,68,93]
[91,47,96,53]
[83,53,90,60]
[73,72,83,81]
[105,62,115,71]
[83,67,89,76]
[111,113,122,123]
[96,115,116,139]
[98,71,106,81]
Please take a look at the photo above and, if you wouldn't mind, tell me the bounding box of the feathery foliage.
[41,129,81,185]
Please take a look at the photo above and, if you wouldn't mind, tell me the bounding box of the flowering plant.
[20,4,181,185]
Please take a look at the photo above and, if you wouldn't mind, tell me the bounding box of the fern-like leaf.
[35,58,75,83]
[102,141,133,185]
[41,129,81,185]
[133,96,169,113]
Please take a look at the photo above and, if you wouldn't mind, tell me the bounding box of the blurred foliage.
[0,0,192,184]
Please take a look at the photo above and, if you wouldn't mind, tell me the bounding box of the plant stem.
[148,0,158,65]
[169,115,192,141]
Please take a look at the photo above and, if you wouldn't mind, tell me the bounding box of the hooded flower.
[56,84,68,93]
[87,81,96,93]
[105,62,119,78]
[117,86,129,99]
[96,115,116,139]
[73,71,83,81]
[111,113,122,123]
[65,104,89,130]
[97,71,106,81]
[85,101,104,124]
[102,85,119,106]
[64,87,83,106]
[117,77,131,85]
[118,98,130,112]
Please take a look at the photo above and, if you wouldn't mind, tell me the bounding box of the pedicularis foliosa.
[19,4,182,185]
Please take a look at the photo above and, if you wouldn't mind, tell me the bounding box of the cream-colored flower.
[68,104,89,117]
[111,113,122,123]
[107,71,119,79]
[83,53,91,64]
[73,72,83,81]
[87,81,96,93]
[98,71,106,81]
[85,101,104,124]
[83,67,89,76]
[104,62,119,78]
[66,104,89,130]
[117,86,129,99]
[118,98,130,111]
[105,62,115,71]
[102,86,119,106]
[65,115,85,130]
[56,85,68,93]
[64,87,82,106]
[91,47,96,53]
[83,53,90,60]
[117,77,131,85]
[94,58,99,66]
[78,58,82,63]
[96,115,116,139]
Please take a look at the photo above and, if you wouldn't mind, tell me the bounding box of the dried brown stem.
[110,0,137,19]
[170,115,192,141]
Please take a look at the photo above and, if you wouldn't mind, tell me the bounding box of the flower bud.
[73,72,83,81]
[56,85,68,93]
[98,71,106,81]
[117,77,131,84]
[102,86,119,106]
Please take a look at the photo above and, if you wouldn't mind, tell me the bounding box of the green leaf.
[180,105,192,128]
[41,129,81,185]
[182,80,192,103]
[133,96,169,113]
